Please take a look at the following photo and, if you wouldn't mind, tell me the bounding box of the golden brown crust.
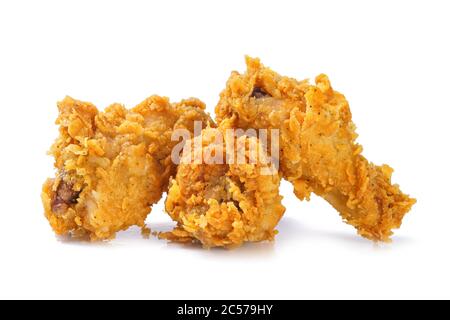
[42,96,212,240]
[215,57,416,241]
[161,127,285,248]
[42,57,415,245]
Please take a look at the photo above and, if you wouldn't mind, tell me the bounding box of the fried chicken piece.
[42,95,212,240]
[160,126,286,248]
[215,57,416,241]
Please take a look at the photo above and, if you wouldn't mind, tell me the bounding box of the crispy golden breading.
[42,96,212,240]
[160,127,286,248]
[215,57,416,241]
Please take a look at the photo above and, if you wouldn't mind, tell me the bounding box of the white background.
[0,0,448,299]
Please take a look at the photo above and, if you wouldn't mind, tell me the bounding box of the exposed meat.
[251,86,270,98]
[51,180,80,214]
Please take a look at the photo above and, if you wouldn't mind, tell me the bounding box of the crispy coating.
[42,96,212,240]
[161,127,286,248]
[215,57,416,241]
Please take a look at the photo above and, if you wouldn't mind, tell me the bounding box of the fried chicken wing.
[42,96,212,240]
[215,57,416,241]
[160,126,285,248]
